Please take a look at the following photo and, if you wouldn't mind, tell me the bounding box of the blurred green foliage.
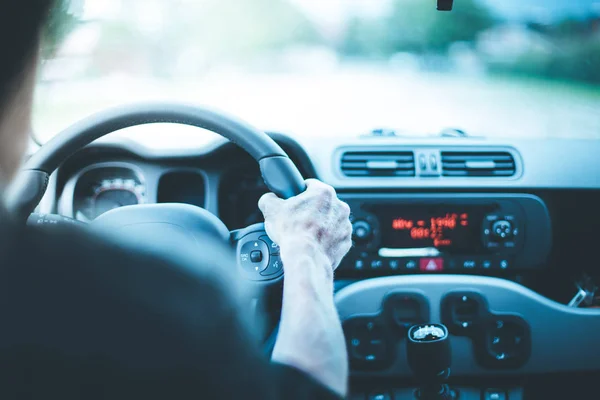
[489,38,600,84]
[339,0,599,85]
[341,0,495,56]
[42,0,600,85]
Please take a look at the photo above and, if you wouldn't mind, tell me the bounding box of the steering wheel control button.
[261,254,283,277]
[239,240,269,275]
[259,235,280,255]
[250,251,263,263]
[344,318,391,370]
[419,258,444,272]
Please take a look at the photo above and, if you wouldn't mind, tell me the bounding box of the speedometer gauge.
[92,179,144,218]
[72,166,146,222]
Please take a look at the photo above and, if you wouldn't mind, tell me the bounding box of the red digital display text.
[391,213,469,247]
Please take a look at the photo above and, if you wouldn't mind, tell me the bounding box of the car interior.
[6,0,600,399]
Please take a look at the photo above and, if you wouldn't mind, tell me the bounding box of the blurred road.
[33,65,600,142]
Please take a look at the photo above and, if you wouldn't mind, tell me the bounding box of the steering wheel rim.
[6,102,306,218]
[9,102,307,353]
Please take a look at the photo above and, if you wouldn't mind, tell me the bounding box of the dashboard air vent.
[341,151,415,177]
[441,151,516,177]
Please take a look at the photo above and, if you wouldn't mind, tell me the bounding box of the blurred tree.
[341,0,496,56]
[489,37,600,84]
[171,0,322,59]
[90,0,322,77]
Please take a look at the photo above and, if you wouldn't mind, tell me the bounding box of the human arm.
[259,179,353,397]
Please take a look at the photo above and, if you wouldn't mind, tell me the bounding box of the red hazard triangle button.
[419,258,444,272]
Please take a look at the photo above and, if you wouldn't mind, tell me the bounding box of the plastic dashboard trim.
[335,275,600,377]
[333,145,524,181]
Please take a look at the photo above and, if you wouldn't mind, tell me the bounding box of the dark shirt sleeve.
[0,221,342,399]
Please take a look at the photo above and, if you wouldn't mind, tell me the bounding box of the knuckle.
[324,184,336,197]
[339,201,351,217]
[319,186,336,203]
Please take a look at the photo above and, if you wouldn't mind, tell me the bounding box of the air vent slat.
[441,151,516,178]
[341,162,415,169]
[342,154,414,162]
[341,151,415,178]
[441,155,513,162]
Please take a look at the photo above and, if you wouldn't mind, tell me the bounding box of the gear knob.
[407,324,453,400]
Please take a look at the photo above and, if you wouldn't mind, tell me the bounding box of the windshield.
[33,0,600,142]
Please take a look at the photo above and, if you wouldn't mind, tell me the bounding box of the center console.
[335,194,600,399]
[337,194,552,277]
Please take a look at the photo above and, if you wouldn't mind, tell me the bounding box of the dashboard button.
[240,240,269,273]
[498,259,510,270]
[445,258,459,270]
[261,254,283,277]
[419,154,427,171]
[492,220,513,240]
[441,292,486,336]
[388,259,400,272]
[344,318,391,369]
[371,259,383,271]
[259,235,280,255]
[404,259,418,271]
[484,390,506,400]
[352,220,373,242]
[368,393,391,400]
[354,259,366,271]
[429,155,438,170]
[481,315,530,368]
[420,258,444,272]
[384,293,428,332]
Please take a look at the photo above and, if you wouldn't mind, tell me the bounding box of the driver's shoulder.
[4,221,249,314]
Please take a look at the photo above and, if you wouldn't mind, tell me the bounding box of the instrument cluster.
[71,164,146,222]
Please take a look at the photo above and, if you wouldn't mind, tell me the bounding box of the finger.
[258,192,284,217]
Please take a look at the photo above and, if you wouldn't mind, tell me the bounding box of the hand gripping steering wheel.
[6,103,307,287]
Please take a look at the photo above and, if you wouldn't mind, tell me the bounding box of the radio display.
[373,205,495,254]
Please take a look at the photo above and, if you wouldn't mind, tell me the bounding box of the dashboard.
[38,129,600,399]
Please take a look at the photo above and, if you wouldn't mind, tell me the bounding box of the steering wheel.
[6,103,307,342]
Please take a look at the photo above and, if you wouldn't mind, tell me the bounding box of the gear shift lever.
[407,324,454,400]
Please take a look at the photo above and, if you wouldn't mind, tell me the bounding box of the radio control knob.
[352,220,373,243]
[491,220,513,241]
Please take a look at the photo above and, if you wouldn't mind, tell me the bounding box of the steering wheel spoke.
[231,223,284,282]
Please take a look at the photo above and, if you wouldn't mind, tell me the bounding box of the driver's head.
[0,0,56,183]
